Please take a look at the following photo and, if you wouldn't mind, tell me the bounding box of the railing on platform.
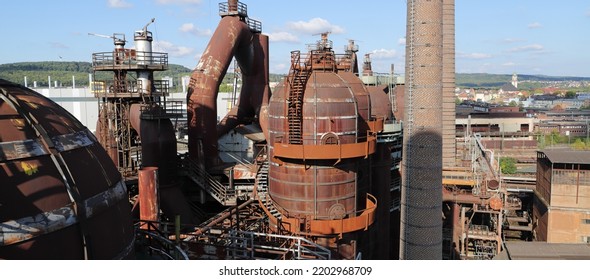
[92,50,168,69]
[228,230,331,260]
[181,154,236,206]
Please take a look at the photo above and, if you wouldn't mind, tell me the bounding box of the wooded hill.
[1,61,589,90]
[0,61,192,88]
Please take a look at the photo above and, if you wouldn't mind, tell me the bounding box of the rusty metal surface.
[188,2,268,169]
[218,34,271,138]
[95,106,119,167]
[0,79,134,259]
[269,161,359,219]
[259,194,376,235]
[367,85,393,121]
[138,167,159,229]
[273,135,377,161]
[269,72,362,146]
[130,104,195,225]
[265,35,384,250]
[338,71,370,122]
[268,71,366,220]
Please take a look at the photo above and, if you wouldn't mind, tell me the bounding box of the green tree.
[571,138,587,150]
[500,157,517,174]
[565,91,576,99]
[508,100,518,107]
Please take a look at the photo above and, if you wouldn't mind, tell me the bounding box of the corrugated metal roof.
[499,242,590,260]
[542,149,590,164]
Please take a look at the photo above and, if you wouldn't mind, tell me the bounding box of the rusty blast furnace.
[264,33,383,259]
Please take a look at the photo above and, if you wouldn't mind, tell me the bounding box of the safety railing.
[91,79,169,97]
[246,18,262,33]
[228,230,331,260]
[140,100,183,119]
[92,50,168,69]
[182,155,236,206]
[219,1,248,17]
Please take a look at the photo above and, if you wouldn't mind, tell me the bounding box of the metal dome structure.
[0,79,134,259]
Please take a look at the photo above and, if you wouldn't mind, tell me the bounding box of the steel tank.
[268,71,368,220]
[0,79,134,259]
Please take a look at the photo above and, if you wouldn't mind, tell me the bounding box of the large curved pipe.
[217,33,271,139]
[130,104,196,225]
[188,15,265,169]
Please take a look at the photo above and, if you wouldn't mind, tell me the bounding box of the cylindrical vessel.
[268,72,366,219]
[138,167,159,229]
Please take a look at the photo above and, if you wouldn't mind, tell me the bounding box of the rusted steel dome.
[268,71,370,220]
[0,79,134,259]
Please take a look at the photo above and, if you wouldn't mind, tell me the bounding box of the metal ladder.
[286,51,310,145]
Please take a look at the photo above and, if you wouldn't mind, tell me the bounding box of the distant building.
[511,73,518,89]
[499,83,519,95]
[534,121,589,137]
[527,94,587,110]
[489,106,520,113]
[455,109,533,136]
[534,149,590,243]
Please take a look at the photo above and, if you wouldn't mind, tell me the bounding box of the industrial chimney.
[400,0,444,259]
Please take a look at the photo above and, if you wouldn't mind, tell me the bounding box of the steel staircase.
[182,155,237,206]
[286,51,310,145]
[255,160,283,220]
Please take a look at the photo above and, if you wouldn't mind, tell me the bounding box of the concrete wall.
[547,210,590,243]
[551,178,590,208]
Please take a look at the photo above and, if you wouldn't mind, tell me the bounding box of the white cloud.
[271,63,289,74]
[156,0,201,4]
[502,62,516,67]
[179,23,212,37]
[287,18,345,35]
[153,41,193,57]
[502,38,525,43]
[371,48,398,59]
[107,0,132,8]
[508,44,544,53]
[269,32,299,43]
[397,37,406,46]
[457,52,492,59]
[528,22,543,29]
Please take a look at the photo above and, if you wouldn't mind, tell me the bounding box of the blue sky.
[1,0,589,77]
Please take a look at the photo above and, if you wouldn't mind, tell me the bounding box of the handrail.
[91,79,170,97]
[230,230,331,260]
[182,155,235,205]
[92,50,168,68]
